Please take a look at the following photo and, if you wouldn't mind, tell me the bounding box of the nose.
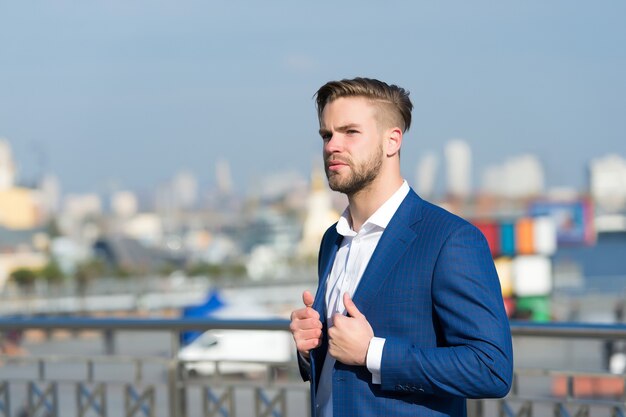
[323,133,343,155]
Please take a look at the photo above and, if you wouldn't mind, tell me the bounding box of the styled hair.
[315,77,413,132]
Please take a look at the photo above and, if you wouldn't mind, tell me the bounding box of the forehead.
[320,96,378,127]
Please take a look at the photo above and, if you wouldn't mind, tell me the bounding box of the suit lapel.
[310,227,341,388]
[313,227,342,321]
[352,190,424,316]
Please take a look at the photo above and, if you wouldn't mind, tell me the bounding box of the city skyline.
[1,1,625,194]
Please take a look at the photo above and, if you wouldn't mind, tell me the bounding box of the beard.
[325,147,383,195]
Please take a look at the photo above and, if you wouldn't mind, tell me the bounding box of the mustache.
[325,156,351,167]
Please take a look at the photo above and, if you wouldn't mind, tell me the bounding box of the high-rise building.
[590,154,626,212]
[172,170,198,210]
[216,158,233,195]
[39,173,61,216]
[445,139,472,199]
[415,152,438,199]
[0,139,16,191]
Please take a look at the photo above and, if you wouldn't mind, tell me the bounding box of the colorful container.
[515,217,535,255]
[516,295,551,322]
[494,257,514,298]
[474,221,500,257]
[533,216,557,255]
[512,255,552,297]
[500,223,516,256]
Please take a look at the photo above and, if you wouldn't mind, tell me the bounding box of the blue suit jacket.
[299,189,513,417]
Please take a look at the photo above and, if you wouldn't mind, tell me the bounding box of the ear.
[385,127,403,157]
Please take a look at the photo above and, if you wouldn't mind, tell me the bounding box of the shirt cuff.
[366,336,385,384]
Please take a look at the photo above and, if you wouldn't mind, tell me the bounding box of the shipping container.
[512,255,552,297]
[516,295,551,322]
[494,257,514,298]
[474,221,500,256]
[516,217,535,255]
[500,223,516,256]
[533,216,557,255]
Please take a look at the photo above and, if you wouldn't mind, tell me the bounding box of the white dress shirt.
[316,180,410,417]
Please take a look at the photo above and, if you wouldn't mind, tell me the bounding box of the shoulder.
[406,189,472,228]
[318,222,340,251]
[321,222,338,241]
[405,189,483,242]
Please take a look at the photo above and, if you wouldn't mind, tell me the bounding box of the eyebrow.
[318,123,362,136]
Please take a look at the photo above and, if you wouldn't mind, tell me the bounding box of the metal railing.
[2,319,626,417]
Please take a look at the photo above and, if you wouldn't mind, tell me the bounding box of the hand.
[289,290,323,358]
[328,293,374,366]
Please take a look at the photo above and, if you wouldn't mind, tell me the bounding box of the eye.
[321,133,332,141]
[346,129,359,135]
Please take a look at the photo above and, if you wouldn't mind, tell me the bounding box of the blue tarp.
[180,290,225,345]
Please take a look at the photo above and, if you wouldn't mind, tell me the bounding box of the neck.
[347,174,403,232]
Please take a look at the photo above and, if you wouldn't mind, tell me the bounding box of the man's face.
[319,97,384,195]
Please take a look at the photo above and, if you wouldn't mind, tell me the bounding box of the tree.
[40,259,65,284]
[10,268,37,291]
[74,258,106,295]
[46,217,62,239]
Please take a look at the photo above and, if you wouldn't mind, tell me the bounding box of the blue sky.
[1,1,625,195]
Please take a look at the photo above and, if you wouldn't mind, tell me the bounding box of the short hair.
[315,77,413,133]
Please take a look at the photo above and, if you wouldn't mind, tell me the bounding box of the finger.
[291,306,320,321]
[329,313,344,331]
[290,317,322,333]
[296,338,321,353]
[294,328,323,341]
[327,325,336,340]
[343,293,363,319]
[302,290,314,308]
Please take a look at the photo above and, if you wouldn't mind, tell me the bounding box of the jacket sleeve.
[379,223,513,398]
[297,352,312,382]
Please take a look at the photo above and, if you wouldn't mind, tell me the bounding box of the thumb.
[302,290,314,308]
[343,293,363,318]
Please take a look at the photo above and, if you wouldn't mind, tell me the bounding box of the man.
[290,77,513,417]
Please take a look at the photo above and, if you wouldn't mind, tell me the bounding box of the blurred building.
[254,170,308,203]
[0,187,43,230]
[111,190,139,218]
[0,139,16,190]
[39,173,61,217]
[173,170,198,210]
[0,139,44,229]
[155,170,199,215]
[216,158,233,195]
[50,236,92,276]
[63,193,103,219]
[415,151,438,199]
[58,193,103,242]
[298,167,339,258]
[481,154,544,199]
[121,213,164,246]
[445,139,472,199]
[590,154,626,213]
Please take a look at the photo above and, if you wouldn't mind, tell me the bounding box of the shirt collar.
[336,180,410,237]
